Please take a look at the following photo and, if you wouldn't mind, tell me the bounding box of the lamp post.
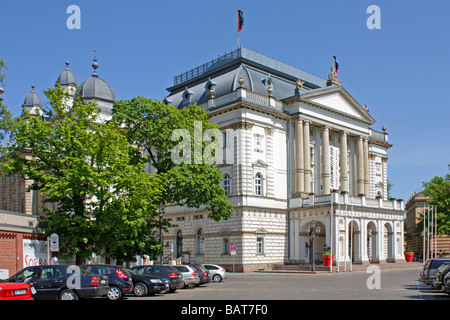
[307,220,321,272]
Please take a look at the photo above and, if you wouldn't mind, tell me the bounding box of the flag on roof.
[333,56,339,73]
[238,10,244,32]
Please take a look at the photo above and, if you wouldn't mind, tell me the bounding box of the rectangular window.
[256,237,264,254]
[223,238,230,254]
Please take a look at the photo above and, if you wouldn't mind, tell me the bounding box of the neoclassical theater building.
[0,48,406,274]
[161,47,406,271]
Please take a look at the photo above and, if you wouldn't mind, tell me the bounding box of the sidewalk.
[255,261,423,274]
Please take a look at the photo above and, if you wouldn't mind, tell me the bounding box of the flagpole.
[434,206,437,258]
[427,205,430,260]
[422,203,426,263]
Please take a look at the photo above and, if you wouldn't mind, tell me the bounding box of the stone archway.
[383,222,394,262]
[348,220,360,263]
[300,220,327,265]
[367,221,378,262]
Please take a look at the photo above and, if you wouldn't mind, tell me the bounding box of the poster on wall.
[23,239,48,267]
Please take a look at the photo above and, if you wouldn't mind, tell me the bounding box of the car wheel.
[59,289,79,300]
[133,282,148,297]
[212,274,222,282]
[107,286,123,300]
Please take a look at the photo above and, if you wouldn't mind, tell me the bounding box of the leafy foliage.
[4,86,165,262]
[112,97,233,221]
[421,166,450,235]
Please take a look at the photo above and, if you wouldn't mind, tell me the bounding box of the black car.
[131,265,184,293]
[2,265,109,300]
[79,264,133,300]
[124,268,168,297]
[190,264,210,286]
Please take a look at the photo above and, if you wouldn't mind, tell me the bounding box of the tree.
[3,86,165,263]
[421,166,450,235]
[111,97,233,222]
[0,59,12,141]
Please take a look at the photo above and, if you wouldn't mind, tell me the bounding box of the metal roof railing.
[173,47,326,87]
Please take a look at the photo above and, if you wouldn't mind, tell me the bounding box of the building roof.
[165,47,329,109]
[76,58,115,103]
[23,84,42,108]
[56,60,78,87]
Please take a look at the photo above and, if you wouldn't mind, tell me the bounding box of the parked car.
[79,264,133,300]
[0,282,34,300]
[124,268,168,297]
[131,265,184,293]
[419,258,450,285]
[442,271,450,295]
[202,264,227,282]
[432,262,450,290]
[190,264,210,286]
[2,265,109,300]
[172,265,200,288]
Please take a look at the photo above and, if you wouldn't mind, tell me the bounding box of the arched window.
[223,173,231,196]
[255,173,262,196]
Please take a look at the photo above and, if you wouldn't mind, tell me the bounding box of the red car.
[0,282,33,300]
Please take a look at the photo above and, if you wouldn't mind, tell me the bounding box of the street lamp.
[0,86,4,101]
[306,221,321,272]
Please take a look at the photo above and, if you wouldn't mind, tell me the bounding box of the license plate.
[31,287,37,295]
[14,289,27,296]
[101,280,107,284]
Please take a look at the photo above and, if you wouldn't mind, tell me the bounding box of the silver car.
[172,265,200,288]
[202,264,227,282]
[419,258,450,285]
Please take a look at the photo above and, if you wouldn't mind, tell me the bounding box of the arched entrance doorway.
[383,222,394,262]
[348,220,360,263]
[367,222,378,262]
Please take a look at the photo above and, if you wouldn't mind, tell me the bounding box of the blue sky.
[0,0,449,201]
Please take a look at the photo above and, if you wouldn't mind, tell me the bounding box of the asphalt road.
[127,266,449,301]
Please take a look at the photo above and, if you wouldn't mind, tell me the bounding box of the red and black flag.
[333,56,339,73]
[238,10,244,32]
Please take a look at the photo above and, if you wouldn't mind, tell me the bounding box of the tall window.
[195,228,203,254]
[222,238,230,254]
[223,173,231,196]
[256,237,264,254]
[176,230,183,258]
[255,173,262,196]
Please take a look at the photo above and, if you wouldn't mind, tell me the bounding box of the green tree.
[421,166,450,235]
[111,97,233,222]
[4,86,165,263]
[0,59,12,141]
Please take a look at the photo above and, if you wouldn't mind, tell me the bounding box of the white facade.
[161,48,406,271]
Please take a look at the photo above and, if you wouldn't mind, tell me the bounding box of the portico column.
[339,131,349,193]
[294,120,304,194]
[356,136,364,196]
[321,126,330,194]
[363,138,370,197]
[303,120,311,194]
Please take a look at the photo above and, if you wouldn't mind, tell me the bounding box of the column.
[356,136,364,196]
[303,120,311,194]
[294,120,304,194]
[321,126,330,194]
[339,131,349,193]
[363,138,370,197]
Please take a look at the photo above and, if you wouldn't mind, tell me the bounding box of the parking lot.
[127,266,449,300]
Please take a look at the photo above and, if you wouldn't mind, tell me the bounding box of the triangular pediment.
[252,160,268,167]
[299,86,376,124]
